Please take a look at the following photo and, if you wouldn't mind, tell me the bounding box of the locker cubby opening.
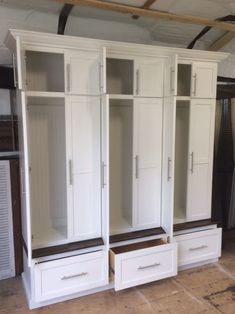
[177,64,191,96]
[27,97,67,249]
[25,51,64,92]
[106,58,133,95]
[174,100,190,224]
[109,99,133,235]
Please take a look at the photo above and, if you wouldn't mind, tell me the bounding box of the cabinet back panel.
[27,98,67,247]
[109,100,133,234]
[106,59,133,95]
[177,64,191,96]
[174,101,190,223]
[25,51,64,92]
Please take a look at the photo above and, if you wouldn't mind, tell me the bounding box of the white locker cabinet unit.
[5,29,228,309]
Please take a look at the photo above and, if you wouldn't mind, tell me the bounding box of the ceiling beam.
[187,15,235,49]
[132,0,157,20]
[58,4,74,34]
[208,31,235,51]
[52,0,235,33]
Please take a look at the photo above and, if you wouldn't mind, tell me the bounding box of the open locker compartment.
[27,96,68,249]
[174,100,190,224]
[25,51,65,92]
[109,98,133,235]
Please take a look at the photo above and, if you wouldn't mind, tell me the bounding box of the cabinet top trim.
[5,29,229,63]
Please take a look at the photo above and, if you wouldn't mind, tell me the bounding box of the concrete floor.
[1,233,235,314]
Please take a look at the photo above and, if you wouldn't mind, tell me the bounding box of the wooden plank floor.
[1,231,235,313]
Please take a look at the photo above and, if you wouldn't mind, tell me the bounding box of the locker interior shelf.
[26,91,65,98]
[32,237,104,258]
[108,94,133,100]
[110,227,165,243]
[173,218,216,232]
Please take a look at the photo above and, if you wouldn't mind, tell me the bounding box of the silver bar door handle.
[20,167,25,194]
[138,262,160,270]
[190,152,194,173]
[102,161,106,188]
[167,157,172,181]
[189,245,208,251]
[99,62,104,92]
[136,69,139,95]
[69,160,73,185]
[193,73,197,95]
[61,272,88,280]
[170,67,175,93]
[135,155,139,179]
[12,53,17,88]
[67,63,70,92]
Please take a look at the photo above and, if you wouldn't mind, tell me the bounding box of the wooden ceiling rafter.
[208,32,235,51]
[132,0,157,20]
[187,15,235,50]
[52,0,235,33]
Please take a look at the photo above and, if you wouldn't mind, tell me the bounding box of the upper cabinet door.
[134,57,164,97]
[65,48,106,95]
[66,96,102,241]
[15,37,26,90]
[164,55,178,97]
[191,62,217,98]
[187,99,215,221]
[133,98,163,230]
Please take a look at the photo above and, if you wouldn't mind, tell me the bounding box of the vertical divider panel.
[17,90,32,266]
[101,94,109,246]
[65,96,74,240]
[16,36,26,90]
[101,48,106,94]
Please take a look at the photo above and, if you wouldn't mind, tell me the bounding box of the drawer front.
[174,228,222,267]
[114,243,177,291]
[34,251,108,301]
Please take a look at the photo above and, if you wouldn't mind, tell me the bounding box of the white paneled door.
[133,98,163,230]
[191,62,217,98]
[66,96,102,241]
[135,58,164,97]
[65,48,106,95]
[187,99,215,221]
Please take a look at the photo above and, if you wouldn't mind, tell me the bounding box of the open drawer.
[110,239,177,291]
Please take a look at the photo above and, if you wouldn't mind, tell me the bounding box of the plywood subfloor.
[1,232,235,314]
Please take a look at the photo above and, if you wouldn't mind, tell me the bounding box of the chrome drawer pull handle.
[189,245,208,251]
[138,262,160,270]
[61,272,88,280]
